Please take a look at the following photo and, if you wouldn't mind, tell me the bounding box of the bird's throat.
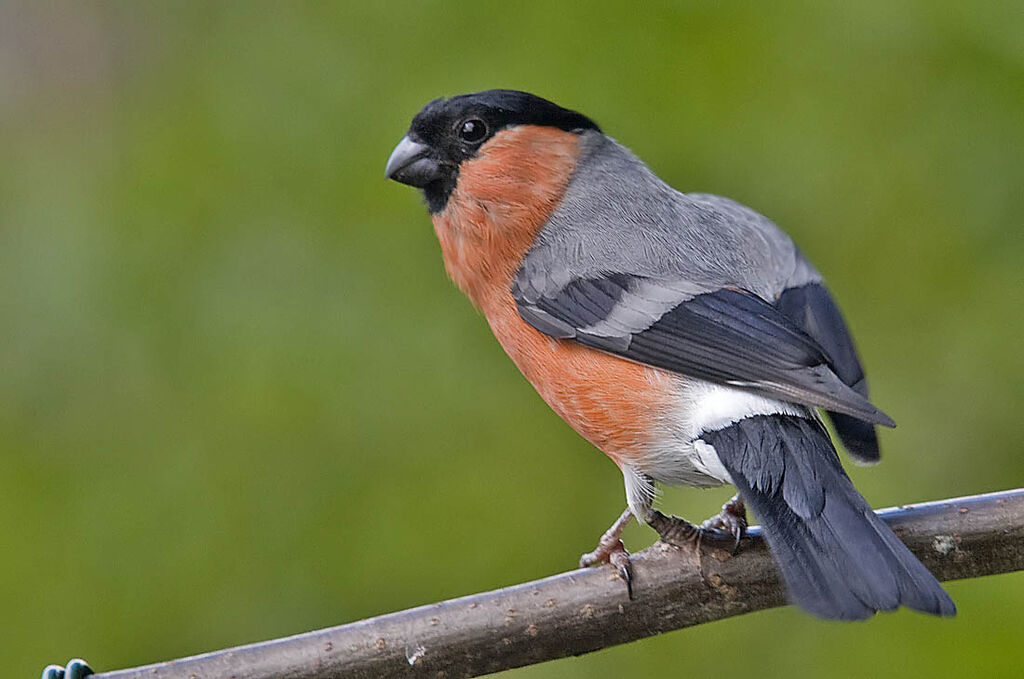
[430,125,581,312]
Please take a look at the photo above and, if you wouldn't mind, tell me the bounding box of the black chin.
[422,172,458,214]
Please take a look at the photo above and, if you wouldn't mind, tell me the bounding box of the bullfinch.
[385,89,955,620]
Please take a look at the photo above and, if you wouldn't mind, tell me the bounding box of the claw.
[609,548,633,600]
[700,495,748,554]
[580,508,635,599]
[580,537,634,598]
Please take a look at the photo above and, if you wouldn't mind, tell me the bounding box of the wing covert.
[513,274,894,427]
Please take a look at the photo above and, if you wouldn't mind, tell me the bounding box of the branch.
[95,489,1024,679]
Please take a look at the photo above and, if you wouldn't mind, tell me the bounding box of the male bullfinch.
[385,89,954,620]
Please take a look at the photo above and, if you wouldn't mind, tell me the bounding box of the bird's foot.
[647,509,702,546]
[699,495,747,554]
[648,503,743,554]
[579,508,634,599]
[41,659,93,679]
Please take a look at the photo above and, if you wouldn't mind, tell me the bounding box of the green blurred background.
[2,2,1022,676]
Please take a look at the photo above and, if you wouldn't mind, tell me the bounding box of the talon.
[580,508,635,599]
[699,495,747,554]
[580,537,633,598]
[609,548,634,600]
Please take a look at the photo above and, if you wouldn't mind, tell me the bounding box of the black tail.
[703,414,955,620]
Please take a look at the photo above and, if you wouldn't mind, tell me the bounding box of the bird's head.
[385,89,600,214]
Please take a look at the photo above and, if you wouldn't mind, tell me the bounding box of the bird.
[385,89,955,620]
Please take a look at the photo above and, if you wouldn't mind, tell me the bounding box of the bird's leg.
[580,507,634,598]
[700,494,747,553]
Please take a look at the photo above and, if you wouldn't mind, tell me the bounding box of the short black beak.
[385,136,443,188]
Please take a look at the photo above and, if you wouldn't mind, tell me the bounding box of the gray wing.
[514,273,893,426]
[513,134,893,427]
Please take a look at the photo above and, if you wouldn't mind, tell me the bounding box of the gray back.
[516,131,820,302]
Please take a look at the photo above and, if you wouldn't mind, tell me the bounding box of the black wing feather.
[776,283,881,461]
[514,275,894,427]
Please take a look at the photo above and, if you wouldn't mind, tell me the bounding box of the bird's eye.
[458,118,487,143]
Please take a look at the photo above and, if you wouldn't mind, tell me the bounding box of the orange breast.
[431,125,671,465]
[484,294,673,464]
